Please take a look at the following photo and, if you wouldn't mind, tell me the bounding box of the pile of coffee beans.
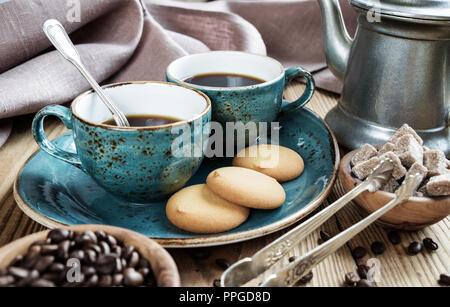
[0,229,157,287]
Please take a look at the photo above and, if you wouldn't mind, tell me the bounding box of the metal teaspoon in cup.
[42,19,130,127]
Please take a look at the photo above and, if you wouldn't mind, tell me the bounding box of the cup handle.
[281,66,316,113]
[32,105,82,168]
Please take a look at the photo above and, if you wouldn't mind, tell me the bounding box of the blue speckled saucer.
[14,107,339,248]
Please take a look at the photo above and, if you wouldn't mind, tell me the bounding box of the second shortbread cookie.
[206,167,286,209]
[233,144,304,182]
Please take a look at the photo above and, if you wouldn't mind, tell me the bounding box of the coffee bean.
[387,231,401,245]
[114,258,123,273]
[352,246,367,259]
[124,268,144,287]
[357,264,370,279]
[40,244,59,256]
[213,278,221,287]
[84,249,97,264]
[288,256,296,263]
[69,250,85,260]
[99,274,112,287]
[128,251,140,268]
[27,245,41,258]
[423,238,438,251]
[49,263,65,273]
[82,266,96,277]
[35,256,55,272]
[320,230,332,242]
[111,245,122,257]
[31,278,56,287]
[85,243,101,255]
[47,229,71,244]
[8,267,29,279]
[22,255,40,270]
[96,255,116,275]
[122,246,135,259]
[84,231,98,245]
[99,241,111,255]
[344,272,359,287]
[112,273,124,286]
[106,235,117,247]
[138,267,150,277]
[75,234,95,247]
[371,241,385,255]
[95,231,106,241]
[215,258,230,270]
[438,273,450,286]
[85,274,99,287]
[356,279,374,287]
[0,275,14,286]
[56,240,70,259]
[298,271,313,285]
[407,242,423,255]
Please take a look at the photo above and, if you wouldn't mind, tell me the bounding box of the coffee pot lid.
[350,0,450,22]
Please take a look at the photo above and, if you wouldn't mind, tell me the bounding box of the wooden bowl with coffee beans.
[0,225,180,287]
[340,151,450,230]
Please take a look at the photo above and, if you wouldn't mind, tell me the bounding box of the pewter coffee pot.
[318,0,450,154]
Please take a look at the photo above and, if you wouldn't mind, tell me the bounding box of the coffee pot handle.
[281,67,316,113]
[32,105,82,168]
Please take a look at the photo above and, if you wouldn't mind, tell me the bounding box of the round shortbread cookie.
[206,167,286,209]
[166,184,250,234]
[232,144,304,182]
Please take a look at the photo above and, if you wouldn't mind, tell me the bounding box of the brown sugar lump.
[352,156,381,180]
[406,162,428,180]
[166,184,250,234]
[381,177,400,193]
[393,134,423,168]
[378,142,396,156]
[426,174,450,196]
[423,149,449,177]
[351,144,377,166]
[206,167,286,209]
[389,123,423,145]
[232,144,304,182]
[379,152,407,180]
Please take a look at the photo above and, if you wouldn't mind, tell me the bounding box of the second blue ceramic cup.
[166,51,315,128]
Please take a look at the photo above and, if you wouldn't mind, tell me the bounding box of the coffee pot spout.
[317,0,353,80]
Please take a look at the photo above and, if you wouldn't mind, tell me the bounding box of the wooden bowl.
[0,225,180,286]
[339,150,450,230]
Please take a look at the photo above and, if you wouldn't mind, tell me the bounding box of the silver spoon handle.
[260,174,423,287]
[42,19,130,127]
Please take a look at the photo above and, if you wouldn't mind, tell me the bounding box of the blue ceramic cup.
[166,51,315,130]
[32,81,211,203]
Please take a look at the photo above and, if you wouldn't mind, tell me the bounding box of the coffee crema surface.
[184,73,265,87]
[103,115,182,127]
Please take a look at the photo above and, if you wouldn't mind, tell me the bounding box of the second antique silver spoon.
[43,19,130,127]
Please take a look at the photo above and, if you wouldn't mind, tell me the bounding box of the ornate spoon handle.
[260,173,422,287]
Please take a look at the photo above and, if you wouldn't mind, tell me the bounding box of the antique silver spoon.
[43,19,130,127]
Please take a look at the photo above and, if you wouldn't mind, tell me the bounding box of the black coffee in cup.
[184,73,265,87]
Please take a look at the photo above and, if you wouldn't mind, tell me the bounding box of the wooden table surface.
[0,82,448,287]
